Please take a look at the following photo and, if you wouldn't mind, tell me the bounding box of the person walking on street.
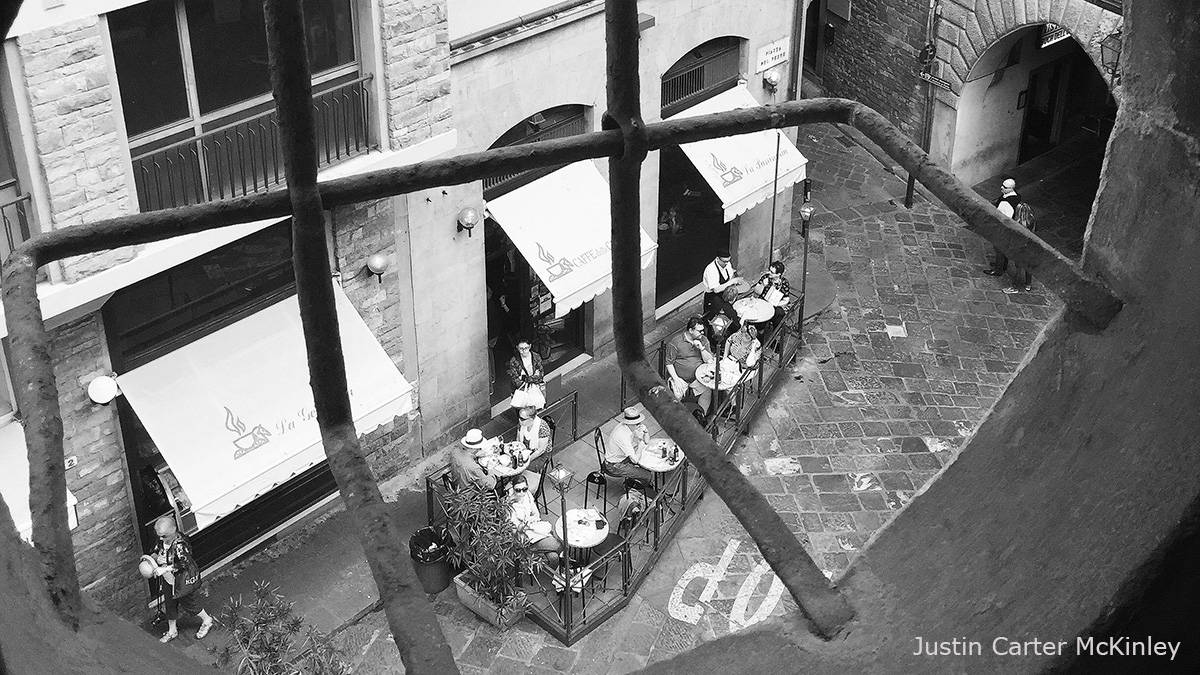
[982,178,1021,291]
[150,515,214,643]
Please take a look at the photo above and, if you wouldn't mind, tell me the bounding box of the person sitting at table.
[604,408,658,498]
[702,250,744,319]
[507,337,546,409]
[517,406,552,491]
[725,323,762,372]
[666,317,716,414]
[451,428,497,491]
[754,260,792,336]
[507,477,561,566]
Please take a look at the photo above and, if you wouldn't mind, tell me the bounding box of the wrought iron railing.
[483,112,589,198]
[130,76,374,212]
[661,43,741,118]
[425,305,803,645]
[1,192,33,261]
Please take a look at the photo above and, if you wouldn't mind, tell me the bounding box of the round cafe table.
[733,297,775,323]
[636,439,683,473]
[695,359,743,391]
[553,509,610,549]
[475,441,532,478]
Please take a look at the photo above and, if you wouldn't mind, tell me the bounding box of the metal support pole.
[261,2,456,673]
[559,485,571,629]
[906,0,942,209]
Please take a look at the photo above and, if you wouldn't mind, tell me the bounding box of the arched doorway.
[656,36,744,308]
[951,24,1116,259]
[483,105,591,404]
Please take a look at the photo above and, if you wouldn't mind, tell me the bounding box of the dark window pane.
[304,0,356,73]
[109,0,190,137]
[186,0,272,114]
[106,220,295,367]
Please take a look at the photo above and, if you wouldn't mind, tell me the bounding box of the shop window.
[661,36,743,118]
[1,68,37,260]
[109,0,369,211]
[104,220,295,370]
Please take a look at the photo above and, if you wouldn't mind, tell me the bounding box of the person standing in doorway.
[150,515,214,643]
[982,178,1021,290]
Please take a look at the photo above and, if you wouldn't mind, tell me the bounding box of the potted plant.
[441,480,539,629]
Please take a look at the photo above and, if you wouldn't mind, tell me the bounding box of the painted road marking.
[668,539,784,629]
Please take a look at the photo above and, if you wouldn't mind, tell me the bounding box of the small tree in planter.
[442,480,539,628]
[214,581,351,675]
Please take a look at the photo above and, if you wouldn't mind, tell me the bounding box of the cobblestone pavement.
[333,123,1080,674]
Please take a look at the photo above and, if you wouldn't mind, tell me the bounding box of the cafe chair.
[529,458,552,512]
[585,428,612,511]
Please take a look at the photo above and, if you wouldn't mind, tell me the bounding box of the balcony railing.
[661,44,741,118]
[1,193,33,261]
[130,75,374,212]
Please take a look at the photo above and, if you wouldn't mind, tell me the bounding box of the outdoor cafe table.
[695,359,743,392]
[732,297,774,323]
[475,441,532,481]
[554,508,610,562]
[636,438,683,493]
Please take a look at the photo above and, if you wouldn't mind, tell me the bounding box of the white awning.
[0,421,79,543]
[116,284,414,531]
[486,160,657,318]
[670,85,808,222]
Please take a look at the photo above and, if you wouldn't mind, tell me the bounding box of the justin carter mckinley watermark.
[913,636,1181,660]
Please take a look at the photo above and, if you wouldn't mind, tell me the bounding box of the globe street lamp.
[547,464,576,626]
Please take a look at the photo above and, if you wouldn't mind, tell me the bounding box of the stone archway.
[936,0,1122,94]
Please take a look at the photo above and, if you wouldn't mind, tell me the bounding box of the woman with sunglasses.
[508,477,562,565]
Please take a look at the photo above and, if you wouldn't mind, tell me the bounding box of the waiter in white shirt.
[702,249,744,340]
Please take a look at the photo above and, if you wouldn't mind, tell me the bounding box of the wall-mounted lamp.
[1100,29,1122,81]
[824,22,837,47]
[457,206,480,237]
[87,375,120,405]
[762,69,782,93]
[365,253,390,283]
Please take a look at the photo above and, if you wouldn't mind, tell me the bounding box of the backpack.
[1014,202,1036,232]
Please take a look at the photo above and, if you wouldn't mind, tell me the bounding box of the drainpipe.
[787,0,806,101]
[905,0,941,208]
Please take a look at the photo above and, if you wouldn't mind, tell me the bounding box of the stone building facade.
[1,0,456,617]
[811,0,1122,183]
[1,0,814,619]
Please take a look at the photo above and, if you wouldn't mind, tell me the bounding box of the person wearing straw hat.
[150,515,213,643]
[603,408,657,497]
[451,428,498,490]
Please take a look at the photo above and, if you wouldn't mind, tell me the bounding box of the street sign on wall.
[919,70,953,92]
[755,37,788,73]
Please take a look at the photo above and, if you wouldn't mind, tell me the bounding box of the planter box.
[454,573,526,630]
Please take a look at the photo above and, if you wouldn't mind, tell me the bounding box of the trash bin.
[409,526,453,595]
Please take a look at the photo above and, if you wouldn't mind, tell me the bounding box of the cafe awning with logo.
[0,421,79,543]
[116,284,414,531]
[486,160,657,318]
[670,85,808,222]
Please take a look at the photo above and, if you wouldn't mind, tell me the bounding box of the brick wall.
[380,0,453,149]
[333,197,421,480]
[820,0,930,138]
[50,314,144,618]
[16,17,136,282]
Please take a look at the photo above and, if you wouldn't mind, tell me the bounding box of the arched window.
[661,36,744,117]
[484,105,589,200]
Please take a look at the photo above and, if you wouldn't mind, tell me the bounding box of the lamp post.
[797,194,816,336]
[547,464,575,627]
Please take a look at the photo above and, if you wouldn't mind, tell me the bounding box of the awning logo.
[225,406,272,458]
[537,243,576,282]
[712,153,743,187]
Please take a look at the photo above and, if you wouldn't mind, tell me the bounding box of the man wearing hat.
[451,428,498,490]
[604,408,657,496]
